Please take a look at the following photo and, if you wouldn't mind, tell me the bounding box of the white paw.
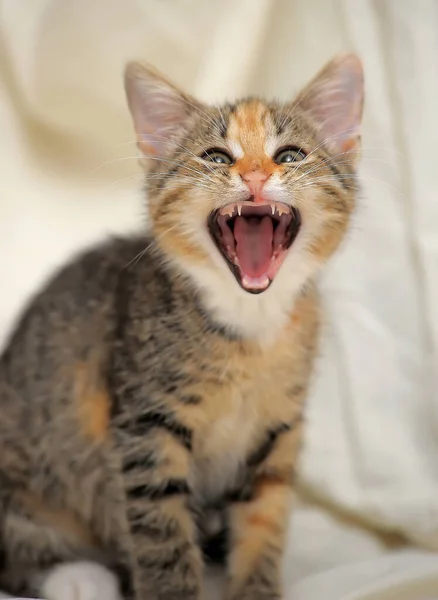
[41,561,123,600]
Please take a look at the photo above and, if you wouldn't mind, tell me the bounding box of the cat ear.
[124,62,197,157]
[296,54,364,157]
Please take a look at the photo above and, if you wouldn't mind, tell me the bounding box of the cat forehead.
[225,100,278,158]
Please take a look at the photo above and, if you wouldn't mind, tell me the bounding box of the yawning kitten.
[0,54,363,600]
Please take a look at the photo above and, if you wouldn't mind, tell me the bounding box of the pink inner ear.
[314,93,359,152]
[125,68,189,157]
[300,55,364,156]
[132,91,187,157]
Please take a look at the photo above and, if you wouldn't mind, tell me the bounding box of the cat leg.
[0,487,123,600]
[226,423,301,600]
[115,418,203,600]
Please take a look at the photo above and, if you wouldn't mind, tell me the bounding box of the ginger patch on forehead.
[227,101,270,157]
[227,101,277,174]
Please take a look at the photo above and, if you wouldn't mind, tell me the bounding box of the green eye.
[202,149,233,165]
[274,147,306,164]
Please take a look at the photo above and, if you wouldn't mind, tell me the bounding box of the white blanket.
[1,1,438,598]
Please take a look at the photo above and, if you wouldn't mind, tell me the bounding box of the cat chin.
[180,249,320,345]
[161,214,320,343]
[40,561,122,600]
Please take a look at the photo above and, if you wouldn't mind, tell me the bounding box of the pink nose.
[241,170,269,199]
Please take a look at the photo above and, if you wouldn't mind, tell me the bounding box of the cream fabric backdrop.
[1,1,438,598]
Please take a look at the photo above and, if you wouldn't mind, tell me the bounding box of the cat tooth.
[276,204,290,216]
[271,204,275,215]
[221,205,235,218]
[237,203,242,216]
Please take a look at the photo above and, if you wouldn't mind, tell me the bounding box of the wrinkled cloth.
[0,1,438,598]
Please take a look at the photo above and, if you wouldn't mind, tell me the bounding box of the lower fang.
[277,204,290,216]
[221,206,234,218]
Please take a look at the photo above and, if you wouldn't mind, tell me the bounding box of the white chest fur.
[190,396,258,504]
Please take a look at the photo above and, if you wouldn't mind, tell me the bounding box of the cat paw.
[41,561,123,600]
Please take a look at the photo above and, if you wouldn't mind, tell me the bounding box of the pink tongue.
[234,216,274,278]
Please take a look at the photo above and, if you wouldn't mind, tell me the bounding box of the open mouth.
[208,200,301,293]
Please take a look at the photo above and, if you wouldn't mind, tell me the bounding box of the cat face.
[125,55,364,339]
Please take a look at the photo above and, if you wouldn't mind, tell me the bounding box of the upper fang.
[218,201,292,219]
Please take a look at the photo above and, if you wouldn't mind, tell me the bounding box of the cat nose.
[241,170,270,200]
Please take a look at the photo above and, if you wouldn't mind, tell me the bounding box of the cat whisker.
[95,154,219,185]
[296,173,405,200]
[124,223,181,270]
[292,153,397,187]
[105,174,144,189]
[136,134,218,176]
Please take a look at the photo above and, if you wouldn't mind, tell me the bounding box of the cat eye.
[202,149,234,165]
[274,147,306,164]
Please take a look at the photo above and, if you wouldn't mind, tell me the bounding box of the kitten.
[0,54,363,600]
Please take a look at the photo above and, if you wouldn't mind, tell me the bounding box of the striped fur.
[0,54,363,600]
